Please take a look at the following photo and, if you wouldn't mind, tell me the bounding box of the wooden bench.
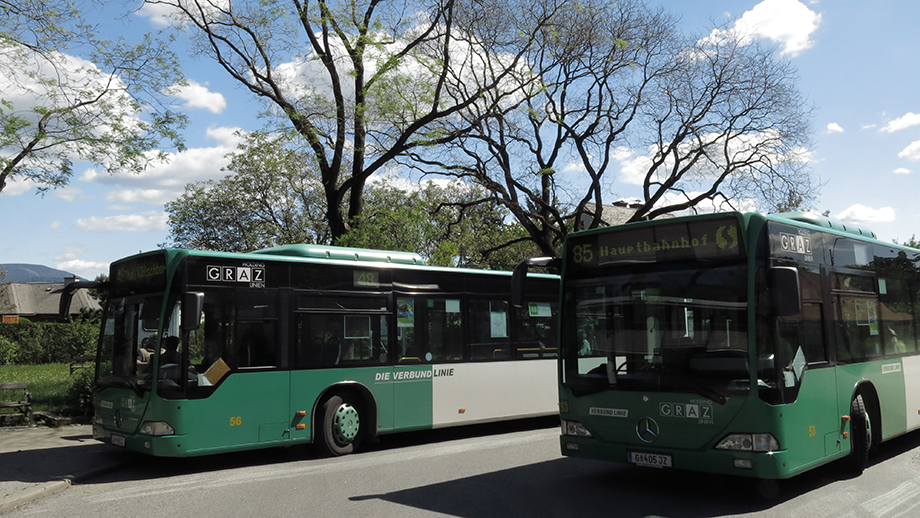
[0,382,33,426]
[70,354,95,374]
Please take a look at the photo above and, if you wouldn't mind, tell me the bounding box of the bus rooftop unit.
[63,244,559,457]
[514,211,920,479]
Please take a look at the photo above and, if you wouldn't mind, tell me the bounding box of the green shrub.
[0,318,99,365]
[0,335,17,366]
[65,368,95,417]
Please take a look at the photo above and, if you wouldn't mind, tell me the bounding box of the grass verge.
[0,364,75,418]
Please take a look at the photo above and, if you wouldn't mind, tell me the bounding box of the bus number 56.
[230,416,242,426]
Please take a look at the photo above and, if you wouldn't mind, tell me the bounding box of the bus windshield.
[563,261,749,402]
[98,294,170,393]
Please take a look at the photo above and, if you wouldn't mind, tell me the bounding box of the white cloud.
[169,80,227,114]
[894,168,911,175]
[898,140,920,160]
[0,178,38,196]
[137,0,232,28]
[701,0,821,57]
[51,186,83,202]
[136,2,177,27]
[836,204,896,224]
[73,211,169,232]
[56,259,110,277]
[826,122,844,133]
[53,247,110,279]
[77,126,246,205]
[882,112,920,133]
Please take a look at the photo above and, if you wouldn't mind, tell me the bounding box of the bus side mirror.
[57,280,107,321]
[770,267,801,317]
[512,257,560,308]
[182,292,205,331]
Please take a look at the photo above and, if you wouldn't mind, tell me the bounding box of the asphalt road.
[7,418,920,518]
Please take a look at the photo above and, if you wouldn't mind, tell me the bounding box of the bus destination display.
[567,217,744,270]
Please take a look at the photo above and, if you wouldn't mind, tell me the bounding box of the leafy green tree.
[165,131,539,268]
[338,180,542,269]
[147,0,562,240]
[0,0,187,195]
[894,235,920,249]
[411,0,816,257]
[165,131,330,251]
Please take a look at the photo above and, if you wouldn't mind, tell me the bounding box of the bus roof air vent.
[771,212,877,239]
[253,244,426,265]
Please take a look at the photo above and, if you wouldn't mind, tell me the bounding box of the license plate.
[628,451,672,468]
[111,434,126,447]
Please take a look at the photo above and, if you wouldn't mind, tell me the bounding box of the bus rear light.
[715,433,779,452]
[94,410,103,425]
[139,421,176,436]
[561,420,593,437]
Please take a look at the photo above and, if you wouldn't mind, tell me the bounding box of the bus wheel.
[845,394,871,474]
[319,394,362,456]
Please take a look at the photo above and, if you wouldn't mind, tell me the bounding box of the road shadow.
[348,428,920,518]
[5,416,920,517]
[4,417,560,486]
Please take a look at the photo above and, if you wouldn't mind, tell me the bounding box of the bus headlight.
[561,420,593,437]
[139,421,176,436]
[715,433,779,452]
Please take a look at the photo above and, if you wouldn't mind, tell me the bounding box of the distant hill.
[0,264,82,283]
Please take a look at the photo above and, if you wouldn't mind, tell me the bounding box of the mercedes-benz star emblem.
[636,417,660,443]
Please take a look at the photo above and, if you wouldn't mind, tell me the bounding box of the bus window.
[513,301,558,358]
[237,321,276,368]
[295,295,389,367]
[834,295,881,362]
[469,299,510,360]
[425,298,463,361]
[879,277,916,354]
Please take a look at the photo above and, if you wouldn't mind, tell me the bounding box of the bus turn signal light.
[295,411,307,417]
[296,424,306,430]
[842,415,851,422]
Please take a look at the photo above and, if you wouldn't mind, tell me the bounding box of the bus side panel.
[902,356,920,432]
[835,359,908,442]
[431,359,557,427]
[289,367,395,439]
[392,365,434,430]
[183,371,291,453]
[775,367,841,470]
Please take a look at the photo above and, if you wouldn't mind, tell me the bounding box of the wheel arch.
[311,381,379,444]
[852,380,881,448]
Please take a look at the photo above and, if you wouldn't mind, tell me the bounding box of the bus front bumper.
[94,423,188,457]
[559,435,793,479]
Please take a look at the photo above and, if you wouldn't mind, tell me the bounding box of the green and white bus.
[63,245,559,457]
[514,211,920,479]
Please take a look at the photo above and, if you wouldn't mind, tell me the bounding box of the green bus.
[514,211,920,479]
[63,245,559,457]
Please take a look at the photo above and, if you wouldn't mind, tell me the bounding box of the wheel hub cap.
[333,403,360,444]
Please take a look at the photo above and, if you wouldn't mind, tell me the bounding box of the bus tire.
[318,394,363,456]
[845,394,871,474]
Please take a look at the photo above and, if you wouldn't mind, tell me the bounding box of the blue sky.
[1,0,918,280]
